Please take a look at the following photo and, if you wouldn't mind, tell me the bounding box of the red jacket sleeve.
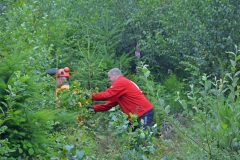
[91,79,126,102]
[93,101,118,112]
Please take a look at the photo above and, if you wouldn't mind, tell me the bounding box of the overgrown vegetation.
[0,0,239,159]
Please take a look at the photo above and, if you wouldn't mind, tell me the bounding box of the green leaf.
[142,68,148,73]
[23,144,27,150]
[144,71,150,78]
[232,122,239,133]
[65,145,74,152]
[133,122,138,126]
[236,55,240,61]
[164,105,170,114]
[140,132,145,139]
[18,147,23,153]
[226,51,235,56]
[232,77,239,87]
[232,138,238,147]
[230,60,236,67]
[231,67,236,72]
[204,80,211,90]
[112,115,117,121]
[189,110,193,116]
[26,142,32,147]
[234,71,240,77]
[220,122,228,130]
[234,112,240,119]
[84,146,90,154]
[76,150,85,159]
[1,102,8,107]
[8,85,12,90]
[13,110,22,115]
[237,135,240,141]
[28,148,34,155]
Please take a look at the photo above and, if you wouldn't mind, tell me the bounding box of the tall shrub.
[175,46,240,159]
[0,1,63,158]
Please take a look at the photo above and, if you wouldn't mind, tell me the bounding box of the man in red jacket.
[88,68,154,131]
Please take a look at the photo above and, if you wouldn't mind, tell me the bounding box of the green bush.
[174,46,240,159]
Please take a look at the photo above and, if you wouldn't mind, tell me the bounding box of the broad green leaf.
[112,115,117,121]
[26,142,32,147]
[142,68,148,73]
[220,122,228,130]
[133,122,138,126]
[8,85,12,90]
[84,146,90,154]
[140,132,145,139]
[65,145,74,152]
[28,148,34,155]
[189,110,193,116]
[232,77,239,87]
[143,155,148,160]
[231,67,236,72]
[230,60,236,67]
[18,148,23,154]
[144,71,150,78]
[236,55,240,61]
[13,110,21,115]
[234,71,240,77]
[204,80,211,90]
[76,150,85,159]
[23,144,27,150]
[237,135,240,141]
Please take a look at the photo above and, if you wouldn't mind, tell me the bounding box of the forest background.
[0,0,239,159]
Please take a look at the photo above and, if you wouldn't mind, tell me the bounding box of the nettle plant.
[176,46,240,159]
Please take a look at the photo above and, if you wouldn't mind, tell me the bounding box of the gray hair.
[108,68,122,76]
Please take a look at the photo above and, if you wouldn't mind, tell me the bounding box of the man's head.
[57,67,70,78]
[46,67,70,79]
[46,67,70,87]
[56,67,70,87]
[108,68,122,83]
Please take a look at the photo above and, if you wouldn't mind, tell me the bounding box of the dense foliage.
[0,0,239,159]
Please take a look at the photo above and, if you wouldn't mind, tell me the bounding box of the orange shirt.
[55,85,70,97]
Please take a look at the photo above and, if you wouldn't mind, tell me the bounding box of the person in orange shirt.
[55,67,70,97]
[45,67,70,97]
[46,67,85,122]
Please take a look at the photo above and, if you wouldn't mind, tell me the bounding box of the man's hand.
[84,93,90,99]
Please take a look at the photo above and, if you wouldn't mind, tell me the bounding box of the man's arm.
[93,101,118,112]
[92,81,125,101]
